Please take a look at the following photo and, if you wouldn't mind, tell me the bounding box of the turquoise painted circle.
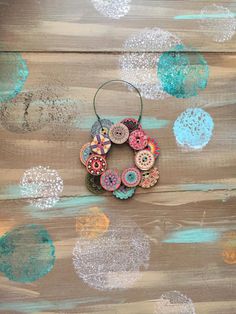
[173,108,214,149]
[157,44,209,98]
[0,52,29,103]
[0,224,55,282]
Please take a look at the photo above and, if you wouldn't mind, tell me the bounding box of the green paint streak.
[163,228,221,243]
[174,13,236,20]
[179,183,236,192]
[77,116,170,130]
[24,195,105,219]
[0,184,22,199]
[0,297,111,313]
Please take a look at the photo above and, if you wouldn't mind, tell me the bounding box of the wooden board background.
[0,1,236,314]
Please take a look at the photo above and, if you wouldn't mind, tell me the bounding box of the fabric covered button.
[91,119,114,137]
[100,169,121,191]
[121,118,142,133]
[135,150,155,171]
[109,123,129,144]
[80,142,92,166]
[90,134,111,155]
[129,129,148,150]
[139,167,160,188]
[146,137,160,159]
[121,167,141,187]
[113,185,136,200]
[86,154,107,176]
[85,173,105,194]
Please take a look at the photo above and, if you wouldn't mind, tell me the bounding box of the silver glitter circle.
[72,216,150,290]
[20,166,64,209]
[154,291,196,314]
[90,0,131,19]
[199,4,236,43]
[119,28,181,100]
[91,118,114,137]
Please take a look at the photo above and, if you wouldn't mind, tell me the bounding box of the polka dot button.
[121,118,142,133]
[135,150,155,171]
[121,167,141,187]
[129,129,148,150]
[90,134,111,155]
[85,173,105,194]
[86,154,107,176]
[139,167,160,189]
[100,169,121,191]
[80,142,92,165]
[109,123,129,144]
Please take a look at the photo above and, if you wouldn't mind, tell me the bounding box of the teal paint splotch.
[174,13,236,20]
[77,116,170,130]
[0,52,29,103]
[157,44,209,98]
[163,228,220,243]
[0,224,55,282]
[173,108,214,149]
[25,195,105,219]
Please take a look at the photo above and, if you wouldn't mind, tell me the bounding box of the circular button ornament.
[135,150,155,171]
[121,118,142,133]
[86,173,105,194]
[100,169,121,191]
[146,137,160,159]
[86,154,107,176]
[129,129,148,150]
[113,185,136,200]
[139,167,160,189]
[80,142,92,165]
[91,134,111,155]
[91,119,114,137]
[109,123,129,144]
[121,167,141,187]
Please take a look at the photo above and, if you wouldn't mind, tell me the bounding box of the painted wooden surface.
[0,1,236,314]
[0,0,236,51]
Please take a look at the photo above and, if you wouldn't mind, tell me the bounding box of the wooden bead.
[109,123,129,144]
[135,150,155,171]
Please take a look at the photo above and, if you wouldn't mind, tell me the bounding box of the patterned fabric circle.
[113,185,136,200]
[121,118,142,133]
[91,119,114,137]
[100,169,121,191]
[85,173,105,194]
[86,154,107,176]
[121,167,141,187]
[91,134,111,155]
[139,167,160,188]
[129,129,148,150]
[80,142,92,165]
[135,150,155,171]
[109,123,129,144]
[146,137,160,159]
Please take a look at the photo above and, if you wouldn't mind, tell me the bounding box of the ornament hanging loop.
[93,79,143,129]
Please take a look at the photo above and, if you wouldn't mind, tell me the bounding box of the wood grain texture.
[0,0,236,52]
[0,53,236,313]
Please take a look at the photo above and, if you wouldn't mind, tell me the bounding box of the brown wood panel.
[0,53,236,313]
[0,0,236,52]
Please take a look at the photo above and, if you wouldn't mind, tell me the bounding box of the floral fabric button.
[113,185,136,200]
[121,167,141,187]
[135,150,155,171]
[121,118,142,133]
[90,134,111,155]
[86,154,107,176]
[91,119,114,137]
[139,167,160,188]
[85,173,105,194]
[109,123,129,144]
[146,137,160,159]
[80,142,92,165]
[129,129,148,150]
[100,169,121,191]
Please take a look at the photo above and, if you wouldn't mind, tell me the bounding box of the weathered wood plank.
[0,0,236,52]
